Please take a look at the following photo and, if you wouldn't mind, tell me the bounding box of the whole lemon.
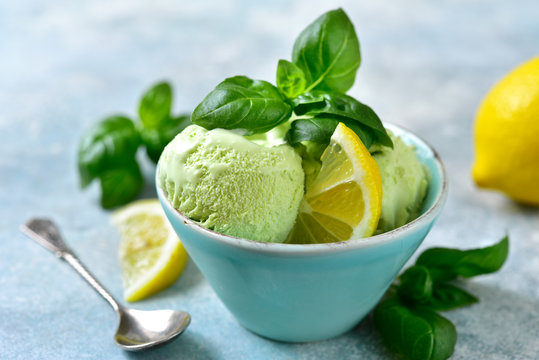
[472,57,539,205]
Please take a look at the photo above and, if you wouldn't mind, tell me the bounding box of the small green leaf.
[285,116,375,149]
[78,116,141,188]
[427,283,479,311]
[191,76,292,135]
[285,118,339,145]
[416,236,509,281]
[138,82,173,128]
[291,92,328,113]
[141,114,191,163]
[99,160,143,209]
[292,8,361,93]
[276,59,307,98]
[374,297,457,360]
[398,265,433,303]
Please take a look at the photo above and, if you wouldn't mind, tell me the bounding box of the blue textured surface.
[1,1,538,359]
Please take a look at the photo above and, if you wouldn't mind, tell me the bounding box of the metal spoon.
[21,218,191,351]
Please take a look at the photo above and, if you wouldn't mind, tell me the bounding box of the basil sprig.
[374,236,509,360]
[191,8,392,149]
[78,81,190,208]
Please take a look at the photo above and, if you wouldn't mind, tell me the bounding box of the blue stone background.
[1,0,538,359]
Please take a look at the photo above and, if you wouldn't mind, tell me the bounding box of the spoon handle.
[21,218,121,313]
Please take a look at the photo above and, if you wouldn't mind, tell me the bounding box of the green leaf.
[285,116,374,149]
[398,265,433,304]
[427,283,479,311]
[416,236,509,281]
[291,91,327,112]
[410,307,458,360]
[78,115,141,188]
[285,118,339,145]
[191,76,292,135]
[276,59,307,98]
[292,8,361,93]
[138,82,173,128]
[141,114,191,163]
[374,297,457,360]
[292,91,392,148]
[99,160,143,209]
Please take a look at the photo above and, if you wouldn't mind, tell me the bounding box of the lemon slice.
[111,199,188,302]
[288,123,383,244]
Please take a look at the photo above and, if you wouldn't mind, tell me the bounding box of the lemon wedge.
[111,199,188,302]
[288,123,383,244]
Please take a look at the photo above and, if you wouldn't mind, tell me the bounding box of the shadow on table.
[149,260,205,302]
[123,330,218,360]
[444,281,539,358]
[138,160,159,200]
[503,198,539,215]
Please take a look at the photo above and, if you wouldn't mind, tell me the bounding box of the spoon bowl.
[115,308,191,350]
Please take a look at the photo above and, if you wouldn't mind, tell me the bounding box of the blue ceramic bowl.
[156,124,447,343]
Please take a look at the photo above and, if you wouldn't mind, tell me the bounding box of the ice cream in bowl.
[155,122,447,342]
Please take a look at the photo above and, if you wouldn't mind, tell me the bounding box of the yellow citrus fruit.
[472,57,539,205]
[287,122,383,243]
[111,199,188,301]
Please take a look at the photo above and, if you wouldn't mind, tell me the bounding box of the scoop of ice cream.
[370,131,429,234]
[158,125,305,243]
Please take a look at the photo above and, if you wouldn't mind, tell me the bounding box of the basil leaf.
[286,116,374,148]
[78,116,141,188]
[285,118,339,145]
[99,160,143,209]
[374,297,457,360]
[398,265,433,303]
[292,8,361,93]
[410,307,458,360]
[191,76,292,135]
[416,236,509,281]
[427,283,478,311]
[291,91,327,112]
[141,114,191,163]
[276,59,307,98]
[138,82,173,128]
[293,91,392,148]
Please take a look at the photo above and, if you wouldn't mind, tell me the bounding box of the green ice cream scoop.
[158,125,304,243]
[371,131,429,234]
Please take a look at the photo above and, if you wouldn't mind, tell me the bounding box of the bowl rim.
[156,123,448,256]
